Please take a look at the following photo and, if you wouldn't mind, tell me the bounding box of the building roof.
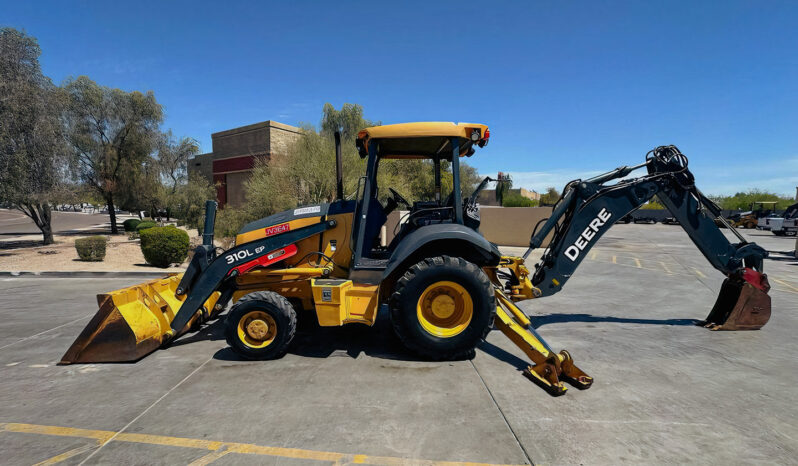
[211,120,301,139]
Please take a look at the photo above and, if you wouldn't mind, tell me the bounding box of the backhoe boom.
[519,146,770,330]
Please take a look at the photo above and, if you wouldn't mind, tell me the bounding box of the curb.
[0,271,173,278]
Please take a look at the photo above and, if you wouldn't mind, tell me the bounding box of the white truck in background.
[758,202,798,236]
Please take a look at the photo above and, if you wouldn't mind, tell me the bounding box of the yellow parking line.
[692,268,706,278]
[0,423,519,466]
[659,261,672,274]
[187,447,231,466]
[633,258,642,268]
[34,444,97,465]
[590,250,598,260]
[612,255,617,264]
[772,278,798,293]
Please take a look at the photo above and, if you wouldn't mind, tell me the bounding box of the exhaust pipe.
[202,200,217,246]
[335,131,344,200]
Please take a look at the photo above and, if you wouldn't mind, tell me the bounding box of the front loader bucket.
[698,268,771,331]
[60,274,220,364]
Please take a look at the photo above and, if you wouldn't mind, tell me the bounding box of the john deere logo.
[564,208,611,262]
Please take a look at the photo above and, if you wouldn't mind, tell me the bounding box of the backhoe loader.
[62,123,772,395]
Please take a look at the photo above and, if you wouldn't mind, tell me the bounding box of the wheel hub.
[430,294,456,318]
[237,311,277,348]
[246,319,270,340]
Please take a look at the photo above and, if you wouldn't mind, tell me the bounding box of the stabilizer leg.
[493,291,593,395]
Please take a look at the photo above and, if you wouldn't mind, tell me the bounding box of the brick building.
[188,120,302,207]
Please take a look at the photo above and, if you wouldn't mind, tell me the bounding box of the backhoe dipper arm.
[525,146,769,300]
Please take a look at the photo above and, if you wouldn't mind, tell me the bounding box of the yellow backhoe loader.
[62,123,772,396]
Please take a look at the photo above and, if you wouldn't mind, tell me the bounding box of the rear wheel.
[390,256,495,360]
[225,291,296,360]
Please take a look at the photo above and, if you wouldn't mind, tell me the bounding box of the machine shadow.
[528,313,697,328]
[476,313,698,373]
[477,339,529,371]
[211,307,433,363]
[181,310,695,365]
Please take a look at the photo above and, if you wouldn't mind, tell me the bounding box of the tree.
[157,132,199,219]
[708,189,794,211]
[640,197,665,210]
[540,186,561,206]
[175,172,215,232]
[495,172,512,206]
[320,103,379,140]
[0,28,68,245]
[63,76,163,233]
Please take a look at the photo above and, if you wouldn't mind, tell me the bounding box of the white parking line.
[0,314,93,351]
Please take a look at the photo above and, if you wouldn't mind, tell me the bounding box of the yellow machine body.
[310,279,380,326]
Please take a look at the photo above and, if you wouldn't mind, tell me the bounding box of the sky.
[3,1,797,196]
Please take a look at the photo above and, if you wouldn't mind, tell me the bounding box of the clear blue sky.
[3,1,797,195]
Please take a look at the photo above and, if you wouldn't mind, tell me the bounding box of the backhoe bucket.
[698,268,771,331]
[60,274,220,364]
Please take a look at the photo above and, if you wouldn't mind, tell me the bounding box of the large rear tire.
[389,256,495,360]
[225,291,296,360]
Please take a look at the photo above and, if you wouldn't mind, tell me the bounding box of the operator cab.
[351,122,490,269]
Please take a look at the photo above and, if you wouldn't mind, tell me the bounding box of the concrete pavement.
[0,224,796,464]
[0,209,126,236]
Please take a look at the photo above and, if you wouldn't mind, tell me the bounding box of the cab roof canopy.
[356,122,489,159]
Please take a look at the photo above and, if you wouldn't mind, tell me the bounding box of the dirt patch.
[0,227,206,272]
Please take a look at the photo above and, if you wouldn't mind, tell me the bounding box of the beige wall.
[479,207,553,247]
[384,206,553,248]
[269,123,303,157]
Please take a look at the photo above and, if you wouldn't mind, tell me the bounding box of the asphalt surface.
[0,209,119,236]
[0,224,796,465]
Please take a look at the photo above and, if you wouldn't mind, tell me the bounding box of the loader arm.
[61,218,337,363]
[520,145,770,329]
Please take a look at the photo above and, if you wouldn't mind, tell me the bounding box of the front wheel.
[389,256,495,360]
[225,291,296,360]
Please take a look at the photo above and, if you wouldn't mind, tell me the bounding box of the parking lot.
[0,224,796,465]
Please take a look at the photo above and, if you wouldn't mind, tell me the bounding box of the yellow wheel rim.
[237,311,277,349]
[416,281,473,338]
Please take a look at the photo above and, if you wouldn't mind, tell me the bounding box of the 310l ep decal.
[225,246,264,265]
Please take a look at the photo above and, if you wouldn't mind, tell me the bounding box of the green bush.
[136,221,157,232]
[502,192,538,207]
[140,226,190,268]
[75,236,107,261]
[122,218,141,232]
[199,207,251,239]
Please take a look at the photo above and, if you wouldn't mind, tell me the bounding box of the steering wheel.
[388,188,411,208]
